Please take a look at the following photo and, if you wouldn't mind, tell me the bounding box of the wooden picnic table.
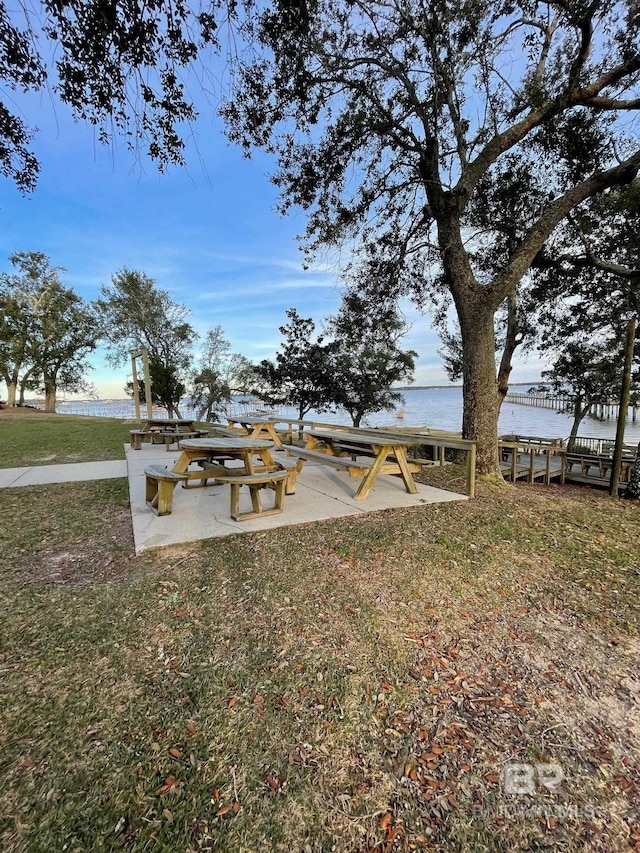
[175,436,278,482]
[287,427,421,500]
[226,415,284,450]
[143,418,199,432]
[130,418,208,450]
[144,436,291,517]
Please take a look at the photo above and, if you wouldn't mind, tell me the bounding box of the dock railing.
[498,440,566,485]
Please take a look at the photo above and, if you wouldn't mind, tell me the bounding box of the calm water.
[50,386,640,443]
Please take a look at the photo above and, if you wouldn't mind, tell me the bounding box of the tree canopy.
[0,251,97,410]
[253,308,337,421]
[192,325,254,421]
[0,0,226,191]
[223,0,640,472]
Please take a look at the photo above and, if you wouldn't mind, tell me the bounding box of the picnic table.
[144,436,298,517]
[226,415,284,450]
[130,418,208,450]
[286,427,421,500]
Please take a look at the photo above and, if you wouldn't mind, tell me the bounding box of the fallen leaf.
[216,803,232,817]
[186,722,196,735]
[379,812,393,831]
[168,748,182,759]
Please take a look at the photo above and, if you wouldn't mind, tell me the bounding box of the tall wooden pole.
[141,348,153,420]
[131,353,141,421]
[610,318,637,496]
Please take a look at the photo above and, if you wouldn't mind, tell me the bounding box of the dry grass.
[0,466,639,852]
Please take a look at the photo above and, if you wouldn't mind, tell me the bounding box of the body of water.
[47,386,640,444]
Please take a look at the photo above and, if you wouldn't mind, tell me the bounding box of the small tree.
[538,336,637,451]
[0,252,57,405]
[0,252,97,410]
[97,269,196,417]
[32,285,97,412]
[328,290,416,427]
[253,309,337,421]
[192,326,254,421]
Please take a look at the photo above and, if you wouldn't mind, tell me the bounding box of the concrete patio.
[126,443,468,553]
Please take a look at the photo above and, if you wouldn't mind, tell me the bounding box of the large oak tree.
[222,0,640,473]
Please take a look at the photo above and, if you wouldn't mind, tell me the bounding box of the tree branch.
[491,150,640,303]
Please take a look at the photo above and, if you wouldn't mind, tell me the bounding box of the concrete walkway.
[0,446,468,553]
[0,459,126,488]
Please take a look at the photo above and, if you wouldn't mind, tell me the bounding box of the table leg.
[392,446,419,494]
[265,424,283,450]
[354,446,391,500]
[171,451,191,474]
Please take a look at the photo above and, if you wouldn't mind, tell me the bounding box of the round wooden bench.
[144,465,188,515]
[214,470,289,521]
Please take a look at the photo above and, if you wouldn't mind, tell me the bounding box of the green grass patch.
[1,457,640,851]
[0,411,134,467]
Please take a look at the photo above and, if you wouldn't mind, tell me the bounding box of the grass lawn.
[0,411,639,851]
[0,409,136,466]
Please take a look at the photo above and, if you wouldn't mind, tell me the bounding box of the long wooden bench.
[213,470,289,521]
[500,434,564,457]
[144,465,188,515]
[286,446,372,475]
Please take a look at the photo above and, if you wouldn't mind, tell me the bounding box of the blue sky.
[0,85,544,399]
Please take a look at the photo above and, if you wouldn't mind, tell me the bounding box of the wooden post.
[131,348,153,421]
[141,348,153,420]
[610,318,637,496]
[467,442,476,498]
[131,354,141,421]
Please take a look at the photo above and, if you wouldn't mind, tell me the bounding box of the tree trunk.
[497,287,519,414]
[42,372,57,413]
[566,398,589,452]
[459,304,501,476]
[17,364,39,406]
[4,365,20,406]
[5,380,17,406]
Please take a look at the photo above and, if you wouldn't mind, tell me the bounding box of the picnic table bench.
[130,418,209,451]
[213,470,289,521]
[286,446,373,474]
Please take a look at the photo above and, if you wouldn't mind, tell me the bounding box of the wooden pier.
[504,391,637,422]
